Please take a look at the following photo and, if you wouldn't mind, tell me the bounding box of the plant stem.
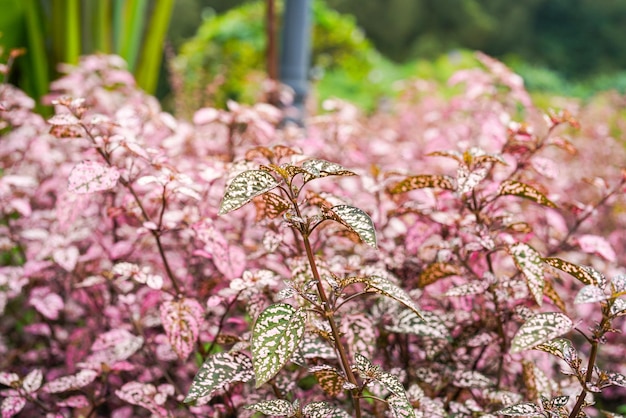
[301,234,362,417]
[569,315,609,418]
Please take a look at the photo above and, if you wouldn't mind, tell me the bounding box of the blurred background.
[2,0,626,114]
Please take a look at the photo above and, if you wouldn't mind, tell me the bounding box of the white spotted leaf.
[497,402,544,416]
[511,312,573,353]
[244,399,296,416]
[533,338,578,366]
[184,352,254,403]
[498,180,556,208]
[387,394,417,418]
[574,285,607,304]
[325,205,377,248]
[510,243,545,306]
[303,401,351,418]
[219,170,280,215]
[251,303,306,388]
[386,310,449,339]
[301,159,356,183]
[344,275,423,319]
[68,161,120,194]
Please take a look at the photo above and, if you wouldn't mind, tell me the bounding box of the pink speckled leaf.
[68,161,120,194]
[1,396,26,418]
[160,298,204,360]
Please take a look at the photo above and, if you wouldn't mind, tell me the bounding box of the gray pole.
[280,0,312,126]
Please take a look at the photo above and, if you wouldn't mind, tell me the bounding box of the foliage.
[171,0,379,112]
[1,47,626,417]
[0,0,173,103]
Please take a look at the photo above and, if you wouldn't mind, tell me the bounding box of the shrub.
[1,49,625,417]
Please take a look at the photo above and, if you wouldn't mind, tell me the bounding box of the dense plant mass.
[1,49,626,418]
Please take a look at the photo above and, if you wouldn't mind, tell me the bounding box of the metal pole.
[280,0,311,126]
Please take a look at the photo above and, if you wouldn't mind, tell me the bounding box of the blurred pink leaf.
[1,396,26,418]
[52,246,79,271]
[160,298,204,360]
[29,287,64,320]
[576,234,616,262]
[68,161,120,194]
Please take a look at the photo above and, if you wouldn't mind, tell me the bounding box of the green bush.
[171,0,379,113]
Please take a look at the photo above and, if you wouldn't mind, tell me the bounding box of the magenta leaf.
[160,298,204,361]
[67,161,120,194]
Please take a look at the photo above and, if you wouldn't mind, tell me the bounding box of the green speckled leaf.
[497,402,544,417]
[534,338,578,366]
[245,399,296,416]
[344,275,423,319]
[510,243,545,306]
[326,205,377,248]
[386,310,449,339]
[511,312,573,353]
[301,159,356,183]
[387,394,416,418]
[303,401,351,418]
[251,303,306,388]
[184,352,254,403]
[219,170,280,215]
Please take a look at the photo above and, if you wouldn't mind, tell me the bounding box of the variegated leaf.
[160,298,204,360]
[42,369,98,393]
[21,369,42,393]
[345,275,423,319]
[252,303,306,388]
[310,365,345,397]
[68,161,120,194]
[510,243,545,306]
[245,399,296,416]
[184,352,254,403]
[418,262,461,288]
[606,372,626,388]
[498,180,556,208]
[610,298,626,317]
[354,354,407,398]
[253,192,291,221]
[574,285,607,304]
[497,402,544,417]
[385,310,449,339]
[219,170,280,215]
[612,274,626,295]
[303,401,351,418]
[534,338,579,366]
[445,280,489,297]
[549,395,569,408]
[301,159,356,183]
[325,205,377,248]
[452,370,493,389]
[456,164,488,194]
[387,394,417,418]
[511,312,573,353]
[543,258,606,288]
[388,175,455,194]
